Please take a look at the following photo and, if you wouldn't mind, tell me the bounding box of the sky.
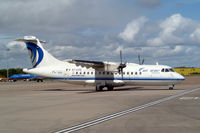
[0,0,200,69]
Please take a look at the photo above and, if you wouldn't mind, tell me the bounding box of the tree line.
[0,68,25,78]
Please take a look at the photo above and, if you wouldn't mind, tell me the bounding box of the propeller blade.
[142,59,144,65]
[120,50,122,64]
[118,50,127,79]
[121,68,124,79]
[138,54,141,65]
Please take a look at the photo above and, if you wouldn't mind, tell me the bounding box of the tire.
[107,86,114,91]
[96,86,103,91]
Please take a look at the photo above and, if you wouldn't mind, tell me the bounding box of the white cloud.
[115,12,200,67]
[152,45,184,57]
[190,28,200,43]
[119,16,148,42]
[147,14,195,46]
[147,38,164,46]
[0,0,200,68]
[7,41,26,54]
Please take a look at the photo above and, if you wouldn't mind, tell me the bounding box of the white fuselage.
[24,62,184,87]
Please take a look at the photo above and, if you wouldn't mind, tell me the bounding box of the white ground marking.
[180,97,199,100]
[54,88,200,133]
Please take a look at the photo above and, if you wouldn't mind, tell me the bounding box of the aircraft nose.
[178,73,185,80]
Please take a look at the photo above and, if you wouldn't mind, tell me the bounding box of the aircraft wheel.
[96,86,103,91]
[169,84,174,90]
[107,86,114,91]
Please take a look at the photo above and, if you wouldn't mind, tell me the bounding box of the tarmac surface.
[0,76,200,133]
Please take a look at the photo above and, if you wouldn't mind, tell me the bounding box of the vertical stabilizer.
[15,36,62,68]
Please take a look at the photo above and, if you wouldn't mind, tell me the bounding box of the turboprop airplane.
[15,36,184,91]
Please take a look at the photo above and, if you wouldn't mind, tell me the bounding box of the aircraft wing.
[68,59,104,68]
[66,59,120,71]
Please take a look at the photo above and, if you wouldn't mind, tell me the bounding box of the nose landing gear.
[169,84,174,90]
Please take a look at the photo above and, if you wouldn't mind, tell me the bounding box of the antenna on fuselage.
[156,62,159,65]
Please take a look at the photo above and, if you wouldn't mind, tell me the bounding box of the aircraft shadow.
[127,88,186,91]
[80,87,143,94]
[37,88,91,92]
[38,87,142,93]
[38,87,186,93]
[79,87,186,93]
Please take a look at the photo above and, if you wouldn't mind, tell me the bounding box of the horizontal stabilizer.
[15,36,46,44]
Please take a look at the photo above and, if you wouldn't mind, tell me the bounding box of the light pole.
[6,48,10,82]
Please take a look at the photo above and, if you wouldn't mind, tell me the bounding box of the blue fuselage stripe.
[47,77,184,81]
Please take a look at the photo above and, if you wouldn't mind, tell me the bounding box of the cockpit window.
[161,68,174,72]
[165,69,169,72]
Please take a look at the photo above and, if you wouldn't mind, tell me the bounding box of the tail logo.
[26,42,44,68]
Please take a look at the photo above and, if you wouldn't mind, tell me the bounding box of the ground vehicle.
[0,77,7,82]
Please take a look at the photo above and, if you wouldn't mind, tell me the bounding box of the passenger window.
[131,72,133,75]
[103,72,105,75]
[91,72,93,75]
[99,72,101,74]
[140,72,142,75]
[83,72,85,74]
[127,72,129,75]
[123,72,125,75]
[87,72,89,75]
[76,72,78,74]
[107,72,109,75]
[135,72,137,75]
[79,72,82,74]
[161,69,164,72]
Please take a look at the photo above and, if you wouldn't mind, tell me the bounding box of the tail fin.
[15,36,62,68]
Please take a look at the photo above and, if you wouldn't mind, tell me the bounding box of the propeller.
[138,54,141,65]
[118,50,126,78]
[141,59,145,65]
[138,53,145,65]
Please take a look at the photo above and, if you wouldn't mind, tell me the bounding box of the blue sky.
[152,0,200,19]
[0,0,200,69]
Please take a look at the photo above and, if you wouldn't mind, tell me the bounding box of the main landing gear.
[107,86,114,91]
[95,86,114,91]
[96,85,103,91]
[169,84,174,90]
